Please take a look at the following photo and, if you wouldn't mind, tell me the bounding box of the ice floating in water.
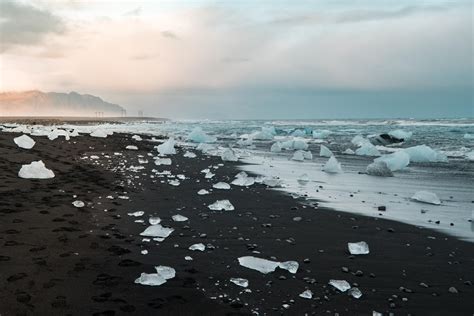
[135,266,175,286]
[323,156,343,174]
[299,290,313,299]
[230,278,249,288]
[14,135,35,149]
[155,158,172,166]
[312,129,331,139]
[213,182,231,190]
[156,138,176,155]
[128,211,144,217]
[72,200,85,208]
[366,161,394,177]
[389,129,412,140]
[232,172,255,186]
[126,145,138,150]
[411,191,441,205]
[356,143,381,157]
[90,129,108,138]
[320,145,333,157]
[221,148,238,162]
[183,151,197,158]
[208,200,234,211]
[189,243,205,251]
[187,127,216,143]
[198,189,209,195]
[374,151,410,171]
[329,280,351,292]
[18,160,55,179]
[349,287,363,299]
[403,145,447,163]
[270,142,282,153]
[238,256,299,274]
[172,214,188,222]
[140,224,174,238]
[348,241,370,255]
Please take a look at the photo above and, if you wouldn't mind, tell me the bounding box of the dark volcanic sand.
[0,132,473,315]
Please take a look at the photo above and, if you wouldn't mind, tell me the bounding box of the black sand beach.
[0,132,473,315]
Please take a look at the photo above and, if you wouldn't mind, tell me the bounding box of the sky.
[0,0,472,119]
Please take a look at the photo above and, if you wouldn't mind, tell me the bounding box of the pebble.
[448,287,458,294]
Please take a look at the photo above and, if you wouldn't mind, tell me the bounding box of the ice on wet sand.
[323,156,343,173]
[374,151,410,171]
[208,200,234,211]
[320,145,333,157]
[140,224,174,238]
[348,241,370,255]
[238,256,299,274]
[156,138,176,155]
[221,148,238,162]
[72,200,85,208]
[230,278,249,288]
[135,266,176,286]
[366,161,394,177]
[172,214,188,222]
[411,191,441,205]
[189,243,206,251]
[126,145,138,150]
[329,279,351,292]
[299,290,313,299]
[213,182,231,190]
[14,135,35,149]
[18,160,55,179]
[404,145,447,163]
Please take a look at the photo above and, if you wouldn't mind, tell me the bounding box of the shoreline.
[0,132,473,315]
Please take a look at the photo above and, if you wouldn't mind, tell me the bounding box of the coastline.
[0,132,473,315]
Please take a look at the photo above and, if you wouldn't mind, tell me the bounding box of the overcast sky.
[0,0,472,119]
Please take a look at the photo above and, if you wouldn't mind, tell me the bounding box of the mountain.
[0,91,126,117]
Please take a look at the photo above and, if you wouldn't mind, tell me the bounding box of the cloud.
[161,30,178,39]
[0,1,65,52]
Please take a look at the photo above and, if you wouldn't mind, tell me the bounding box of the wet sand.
[0,132,473,315]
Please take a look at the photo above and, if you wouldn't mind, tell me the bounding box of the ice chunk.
[90,129,108,138]
[131,135,142,141]
[349,287,363,299]
[140,224,174,238]
[230,278,249,288]
[270,142,282,153]
[155,266,176,280]
[232,172,255,186]
[149,217,161,225]
[299,290,313,299]
[329,280,351,292]
[196,143,216,153]
[366,161,394,177]
[356,143,381,156]
[293,139,308,150]
[126,145,138,150]
[213,182,231,190]
[298,173,310,183]
[187,127,216,143]
[343,148,355,155]
[198,189,209,195]
[221,148,238,162]
[48,129,70,141]
[128,211,144,217]
[374,151,410,171]
[156,138,176,155]
[292,150,312,161]
[323,156,343,173]
[204,171,215,179]
[466,151,474,161]
[134,273,166,286]
[189,243,205,251]
[183,151,197,158]
[312,129,331,139]
[320,145,333,157]
[155,158,172,166]
[291,129,306,137]
[72,200,85,208]
[278,261,299,274]
[18,160,55,179]
[208,200,234,211]
[388,129,412,140]
[14,135,35,149]
[464,133,474,140]
[403,145,447,162]
[168,179,180,186]
[411,191,441,205]
[352,135,370,147]
[348,241,370,255]
[172,214,188,222]
[238,256,280,274]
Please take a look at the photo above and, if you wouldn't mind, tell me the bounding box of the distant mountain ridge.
[0,91,125,117]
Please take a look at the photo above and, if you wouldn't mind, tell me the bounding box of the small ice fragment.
[126,145,138,150]
[208,200,234,211]
[90,129,108,138]
[348,241,370,255]
[238,256,279,274]
[221,148,238,162]
[349,287,363,299]
[72,200,85,208]
[213,182,231,190]
[366,161,394,177]
[270,142,282,153]
[356,143,381,157]
[230,278,249,288]
[189,243,205,251]
[168,179,180,186]
[204,171,215,179]
[329,279,351,292]
[155,266,176,280]
[134,273,166,286]
[18,160,55,179]
[14,135,35,149]
[299,290,313,299]
[155,158,172,166]
[374,151,410,171]
[183,151,197,158]
[131,135,142,141]
[149,217,161,225]
[323,156,343,173]
[128,211,144,217]
[320,145,333,157]
[140,224,174,238]
[232,172,255,186]
[185,256,193,261]
[411,191,441,205]
[156,138,176,155]
[278,261,299,274]
[343,148,355,155]
[198,189,209,195]
[172,214,188,222]
[141,250,148,255]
